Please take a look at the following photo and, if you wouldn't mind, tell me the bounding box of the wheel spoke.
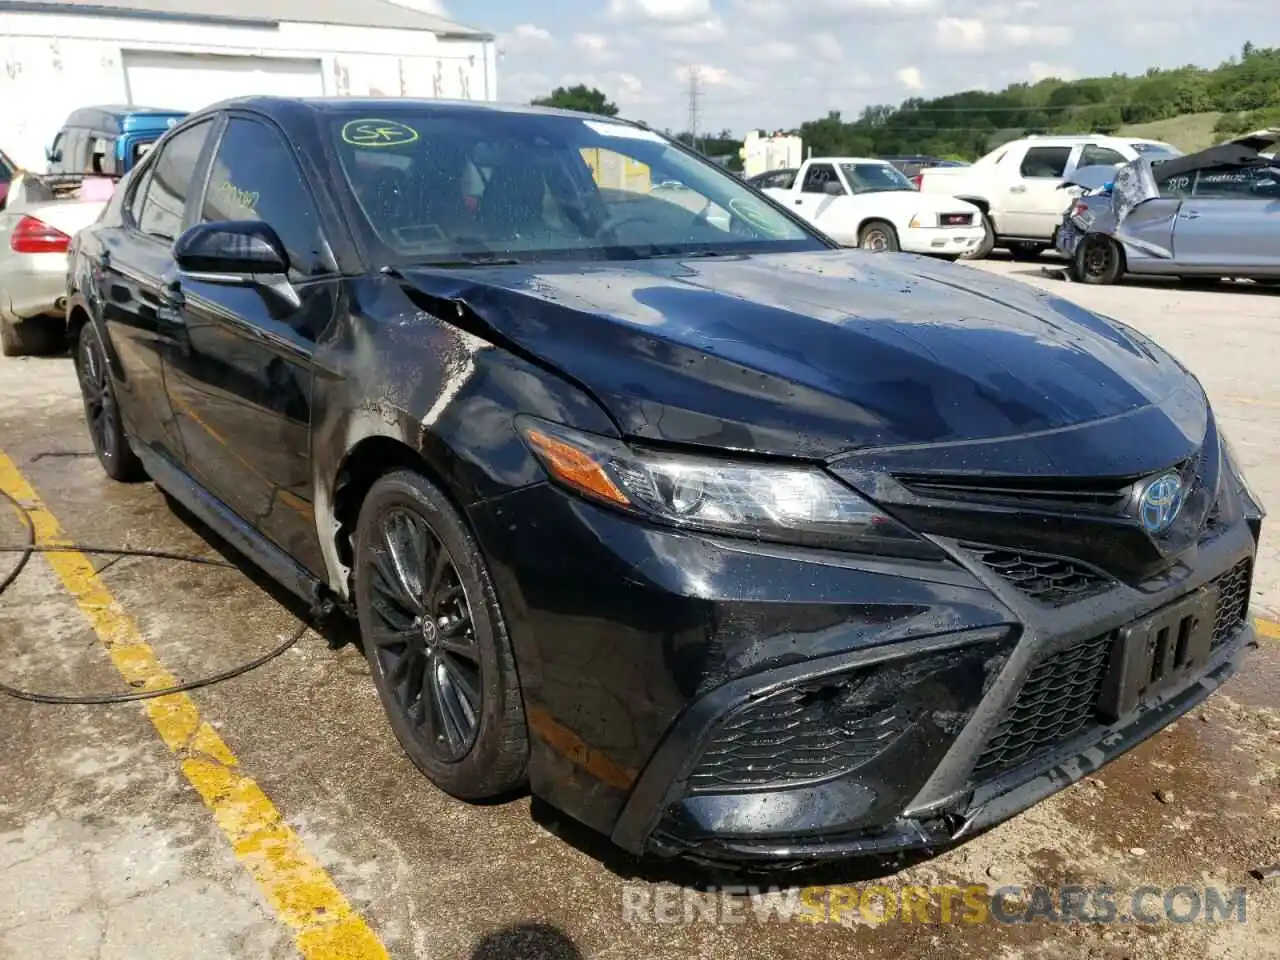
[439,627,479,662]
[368,624,417,649]
[382,513,427,612]
[425,540,449,608]
[431,658,477,756]
[440,654,481,717]
[392,645,427,712]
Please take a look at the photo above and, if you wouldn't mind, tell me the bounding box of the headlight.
[518,417,943,559]
[1221,430,1265,516]
[908,212,937,228]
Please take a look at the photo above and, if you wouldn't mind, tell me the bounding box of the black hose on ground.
[0,484,314,705]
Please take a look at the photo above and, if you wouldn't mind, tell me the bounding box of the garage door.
[122,51,324,112]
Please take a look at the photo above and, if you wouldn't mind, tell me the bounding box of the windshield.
[330,108,823,265]
[1131,142,1181,158]
[839,162,915,193]
[0,151,12,180]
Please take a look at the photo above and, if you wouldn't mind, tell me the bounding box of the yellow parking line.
[1257,618,1280,641]
[0,451,388,960]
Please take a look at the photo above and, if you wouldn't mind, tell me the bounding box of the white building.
[740,130,804,179]
[0,0,497,169]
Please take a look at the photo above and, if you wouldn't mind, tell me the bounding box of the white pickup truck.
[917,133,1181,260]
[758,156,986,259]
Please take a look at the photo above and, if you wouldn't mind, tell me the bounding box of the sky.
[392,0,1279,135]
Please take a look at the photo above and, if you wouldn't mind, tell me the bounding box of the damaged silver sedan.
[1056,129,1280,286]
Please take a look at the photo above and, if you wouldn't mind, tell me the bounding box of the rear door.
[162,113,338,576]
[93,117,218,461]
[1000,145,1076,237]
[1172,166,1278,269]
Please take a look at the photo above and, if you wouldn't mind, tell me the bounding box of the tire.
[1008,242,1048,261]
[958,213,996,261]
[0,314,66,357]
[857,220,900,253]
[353,469,528,800]
[74,322,146,482]
[1074,234,1123,285]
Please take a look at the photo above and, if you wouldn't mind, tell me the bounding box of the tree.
[531,84,618,116]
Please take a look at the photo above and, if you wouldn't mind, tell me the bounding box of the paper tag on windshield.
[583,120,664,142]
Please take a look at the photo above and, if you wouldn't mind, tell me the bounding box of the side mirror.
[175,221,299,309]
[823,180,845,196]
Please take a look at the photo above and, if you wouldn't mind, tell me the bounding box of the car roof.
[191,95,654,127]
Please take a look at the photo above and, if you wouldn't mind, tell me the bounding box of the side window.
[1019,146,1072,178]
[49,131,66,168]
[128,159,155,224]
[202,117,330,277]
[802,163,839,193]
[1157,170,1193,198]
[1080,145,1127,168]
[1193,166,1257,199]
[138,121,214,242]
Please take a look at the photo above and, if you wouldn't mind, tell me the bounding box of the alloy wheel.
[1082,239,1114,282]
[77,328,117,462]
[362,506,484,762]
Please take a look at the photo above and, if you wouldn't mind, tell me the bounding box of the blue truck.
[46,105,187,176]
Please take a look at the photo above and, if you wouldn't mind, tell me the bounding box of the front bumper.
[468,482,1260,867]
[900,224,986,257]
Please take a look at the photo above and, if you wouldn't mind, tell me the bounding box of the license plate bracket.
[1096,586,1218,722]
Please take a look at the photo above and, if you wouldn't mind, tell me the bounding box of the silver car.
[1056,129,1279,286]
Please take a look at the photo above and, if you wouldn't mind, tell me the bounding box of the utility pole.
[686,65,701,154]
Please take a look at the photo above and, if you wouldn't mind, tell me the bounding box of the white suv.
[916,133,1182,259]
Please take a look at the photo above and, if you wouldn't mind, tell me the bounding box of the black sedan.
[66,96,1263,868]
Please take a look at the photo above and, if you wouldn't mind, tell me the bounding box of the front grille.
[896,472,1136,512]
[965,545,1112,605]
[1211,558,1251,649]
[687,677,908,792]
[974,558,1253,780]
[972,630,1113,780]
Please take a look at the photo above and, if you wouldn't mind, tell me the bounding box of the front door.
[1172,167,1279,270]
[163,114,338,577]
[93,117,218,462]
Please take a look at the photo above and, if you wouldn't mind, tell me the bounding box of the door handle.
[1178,211,1201,220]
[794,199,803,205]
[1009,185,1027,193]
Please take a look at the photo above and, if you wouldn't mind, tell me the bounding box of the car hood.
[863,190,978,215]
[397,250,1203,462]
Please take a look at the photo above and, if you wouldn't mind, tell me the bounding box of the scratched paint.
[0,451,389,960]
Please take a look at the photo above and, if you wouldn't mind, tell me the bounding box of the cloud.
[1027,61,1078,82]
[934,17,986,50]
[573,32,612,64]
[658,16,728,42]
[809,32,844,61]
[998,24,1073,47]
[747,40,799,62]
[895,66,924,91]
[497,24,555,54]
[608,0,713,23]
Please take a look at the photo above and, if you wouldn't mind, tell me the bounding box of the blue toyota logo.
[1139,471,1185,534]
